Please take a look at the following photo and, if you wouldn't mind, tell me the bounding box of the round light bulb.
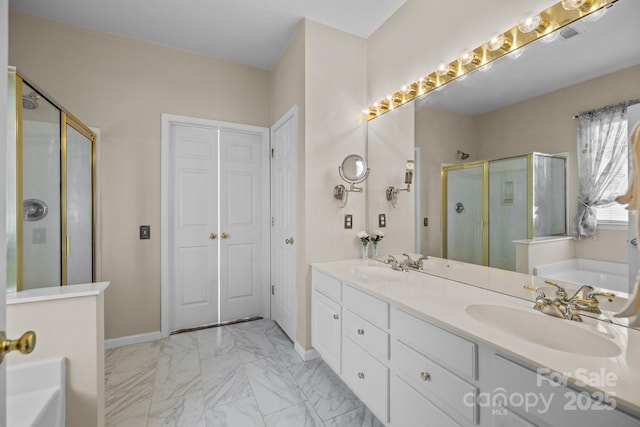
[518,11,542,33]
[458,49,475,66]
[436,61,450,77]
[487,33,506,51]
[561,0,587,10]
[361,109,369,115]
[386,95,393,101]
[373,102,379,108]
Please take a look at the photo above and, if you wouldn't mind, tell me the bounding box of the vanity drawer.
[343,309,389,361]
[343,285,389,329]
[394,340,477,425]
[393,308,476,381]
[492,355,640,427]
[342,336,389,423]
[312,269,342,302]
[391,375,461,427]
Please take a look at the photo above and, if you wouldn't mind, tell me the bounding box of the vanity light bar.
[364,0,617,121]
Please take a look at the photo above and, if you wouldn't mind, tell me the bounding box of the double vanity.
[311,258,640,426]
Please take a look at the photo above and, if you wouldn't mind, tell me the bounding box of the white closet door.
[270,108,297,341]
[219,129,265,322]
[171,124,219,330]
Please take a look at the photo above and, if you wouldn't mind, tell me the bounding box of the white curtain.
[573,104,628,237]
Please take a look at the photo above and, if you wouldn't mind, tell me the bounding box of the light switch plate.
[378,214,386,228]
[344,214,353,229]
[140,225,151,239]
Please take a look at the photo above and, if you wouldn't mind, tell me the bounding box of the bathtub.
[7,357,66,427]
[533,258,628,293]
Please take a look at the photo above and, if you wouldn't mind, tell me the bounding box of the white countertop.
[312,259,640,414]
[7,282,110,305]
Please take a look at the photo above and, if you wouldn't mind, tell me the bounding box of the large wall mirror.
[366,0,640,327]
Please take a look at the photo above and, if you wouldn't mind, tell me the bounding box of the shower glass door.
[63,115,94,285]
[443,163,487,265]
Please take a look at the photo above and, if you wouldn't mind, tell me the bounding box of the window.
[595,118,629,225]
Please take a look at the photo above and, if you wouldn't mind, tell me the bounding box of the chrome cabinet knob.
[333,314,339,320]
[221,232,229,239]
[357,328,364,335]
[210,233,217,240]
[285,237,294,245]
[357,372,365,380]
[420,372,430,381]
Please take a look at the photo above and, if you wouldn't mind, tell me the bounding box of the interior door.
[171,124,219,330]
[219,129,266,322]
[1,6,9,420]
[270,108,297,341]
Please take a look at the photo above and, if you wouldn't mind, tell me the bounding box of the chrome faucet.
[524,281,615,322]
[401,253,428,270]
[386,255,409,272]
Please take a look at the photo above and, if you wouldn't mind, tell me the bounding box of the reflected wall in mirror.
[367,0,640,304]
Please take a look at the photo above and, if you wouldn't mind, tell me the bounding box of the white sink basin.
[350,266,406,283]
[7,357,66,427]
[465,304,621,358]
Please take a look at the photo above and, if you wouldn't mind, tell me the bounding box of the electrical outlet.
[344,214,353,229]
[378,214,386,228]
[424,218,429,227]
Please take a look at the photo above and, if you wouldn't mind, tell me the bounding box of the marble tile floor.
[105,319,384,427]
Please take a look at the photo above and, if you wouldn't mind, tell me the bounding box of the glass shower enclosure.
[442,153,566,271]
[7,67,96,292]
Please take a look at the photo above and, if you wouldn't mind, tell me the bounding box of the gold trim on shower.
[15,75,24,292]
[61,113,68,285]
[527,154,535,239]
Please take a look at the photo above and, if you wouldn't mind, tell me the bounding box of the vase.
[372,242,378,257]
[362,242,369,259]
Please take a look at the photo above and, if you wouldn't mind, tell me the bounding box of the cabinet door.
[312,290,341,372]
[391,376,461,427]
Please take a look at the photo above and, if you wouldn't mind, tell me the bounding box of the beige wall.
[414,105,476,256]
[301,20,367,348]
[367,102,415,255]
[7,293,105,427]
[367,0,557,104]
[9,12,270,339]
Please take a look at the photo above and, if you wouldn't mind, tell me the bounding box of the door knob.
[285,237,294,245]
[210,233,217,240]
[221,232,229,239]
[631,238,638,248]
[0,331,36,363]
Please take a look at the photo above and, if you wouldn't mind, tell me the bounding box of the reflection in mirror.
[367,0,640,327]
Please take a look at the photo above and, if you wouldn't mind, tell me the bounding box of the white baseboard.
[105,331,162,349]
[294,341,320,361]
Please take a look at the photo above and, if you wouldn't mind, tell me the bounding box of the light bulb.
[361,109,369,115]
[436,61,451,77]
[518,11,543,33]
[561,0,588,10]
[458,49,477,66]
[540,31,560,43]
[487,33,506,51]
[583,7,607,22]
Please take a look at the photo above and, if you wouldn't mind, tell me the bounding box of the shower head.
[457,150,470,160]
[22,92,40,110]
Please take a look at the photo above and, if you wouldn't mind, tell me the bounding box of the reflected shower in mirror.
[366,0,640,326]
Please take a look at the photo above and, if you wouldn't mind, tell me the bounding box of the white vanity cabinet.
[311,270,342,373]
[310,264,640,427]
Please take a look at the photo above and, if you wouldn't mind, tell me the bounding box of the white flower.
[356,231,369,239]
[373,230,384,237]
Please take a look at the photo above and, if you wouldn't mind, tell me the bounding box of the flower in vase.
[371,230,384,242]
[356,231,370,245]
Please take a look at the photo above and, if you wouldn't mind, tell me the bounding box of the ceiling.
[417,0,640,116]
[8,0,406,70]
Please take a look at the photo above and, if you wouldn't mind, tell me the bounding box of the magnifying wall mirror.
[334,154,370,206]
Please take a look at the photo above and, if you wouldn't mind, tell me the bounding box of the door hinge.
[271,148,274,158]
[271,217,275,226]
[271,285,275,295]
